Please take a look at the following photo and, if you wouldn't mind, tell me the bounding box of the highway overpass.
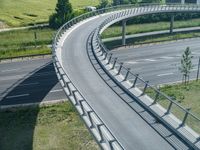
[52,4,200,150]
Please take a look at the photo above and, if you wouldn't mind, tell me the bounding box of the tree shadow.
[0,61,59,150]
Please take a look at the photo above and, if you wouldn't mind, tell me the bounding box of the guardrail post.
[153,88,160,104]
[79,100,86,116]
[131,74,139,88]
[112,58,118,69]
[72,90,78,105]
[141,81,149,95]
[104,53,108,60]
[65,82,72,96]
[124,68,131,81]
[181,108,191,126]
[87,111,94,128]
[97,124,104,143]
[107,53,113,64]
[166,101,173,114]
[117,62,123,75]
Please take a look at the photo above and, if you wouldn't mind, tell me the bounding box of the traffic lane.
[63,15,174,149]
[112,39,200,85]
[0,59,66,106]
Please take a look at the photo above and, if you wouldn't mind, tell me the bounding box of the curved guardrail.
[52,3,200,150]
[91,4,200,149]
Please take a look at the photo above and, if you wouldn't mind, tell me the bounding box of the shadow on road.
[0,61,59,150]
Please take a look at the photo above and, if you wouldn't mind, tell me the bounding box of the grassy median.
[0,102,98,150]
[146,80,200,134]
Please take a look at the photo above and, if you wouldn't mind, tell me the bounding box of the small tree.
[49,0,73,29]
[179,47,193,85]
[98,0,109,8]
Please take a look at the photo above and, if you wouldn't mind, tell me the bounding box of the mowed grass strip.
[0,27,55,51]
[0,101,99,150]
[0,0,103,27]
[145,80,200,134]
[101,18,200,39]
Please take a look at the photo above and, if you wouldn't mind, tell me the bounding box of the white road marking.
[1,68,20,72]
[157,72,174,77]
[144,59,156,62]
[19,82,39,86]
[125,61,138,64]
[50,89,63,93]
[160,56,173,59]
[6,94,29,99]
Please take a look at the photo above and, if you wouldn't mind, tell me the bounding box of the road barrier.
[52,3,200,149]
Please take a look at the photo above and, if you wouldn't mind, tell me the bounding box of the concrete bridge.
[52,4,200,150]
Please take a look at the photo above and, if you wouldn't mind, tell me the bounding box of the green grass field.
[0,101,98,150]
[101,18,200,39]
[0,0,102,27]
[145,80,200,134]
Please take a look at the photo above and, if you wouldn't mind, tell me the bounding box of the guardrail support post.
[181,0,185,4]
[170,14,174,34]
[166,101,173,114]
[124,68,131,81]
[112,58,118,69]
[141,81,149,95]
[153,88,160,104]
[104,53,108,60]
[79,100,85,116]
[181,108,191,126]
[131,74,139,88]
[122,19,127,46]
[87,111,94,128]
[72,91,78,105]
[117,62,123,75]
[107,53,113,64]
[97,124,104,143]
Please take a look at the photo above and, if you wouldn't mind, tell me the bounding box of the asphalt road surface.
[0,58,66,106]
[112,38,200,86]
[60,14,191,149]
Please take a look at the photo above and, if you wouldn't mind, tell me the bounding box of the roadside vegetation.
[0,102,98,150]
[0,0,104,27]
[0,27,54,59]
[146,80,200,134]
[104,31,200,49]
[101,18,200,38]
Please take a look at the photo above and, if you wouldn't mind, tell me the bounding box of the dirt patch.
[0,21,8,29]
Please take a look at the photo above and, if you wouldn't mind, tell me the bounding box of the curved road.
[60,14,183,149]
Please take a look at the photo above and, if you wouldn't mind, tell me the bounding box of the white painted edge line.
[6,94,29,99]
[157,72,174,77]
[1,68,20,72]
[50,89,63,93]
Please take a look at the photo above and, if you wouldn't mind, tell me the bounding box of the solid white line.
[19,82,39,86]
[1,68,20,72]
[144,59,156,62]
[6,94,29,99]
[160,56,173,59]
[50,89,63,93]
[157,72,174,77]
[125,61,138,64]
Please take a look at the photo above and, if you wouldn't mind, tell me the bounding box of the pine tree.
[49,0,73,29]
[179,47,193,85]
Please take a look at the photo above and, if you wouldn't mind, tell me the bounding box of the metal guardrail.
[52,3,200,149]
[94,4,200,135]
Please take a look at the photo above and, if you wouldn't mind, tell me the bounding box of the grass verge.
[146,80,200,134]
[0,0,105,27]
[104,31,200,49]
[101,18,200,39]
[0,47,51,59]
[0,101,98,150]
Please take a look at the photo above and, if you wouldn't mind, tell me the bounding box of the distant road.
[0,58,66,107]
[112,38,200,86]
[103,26,200,42]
